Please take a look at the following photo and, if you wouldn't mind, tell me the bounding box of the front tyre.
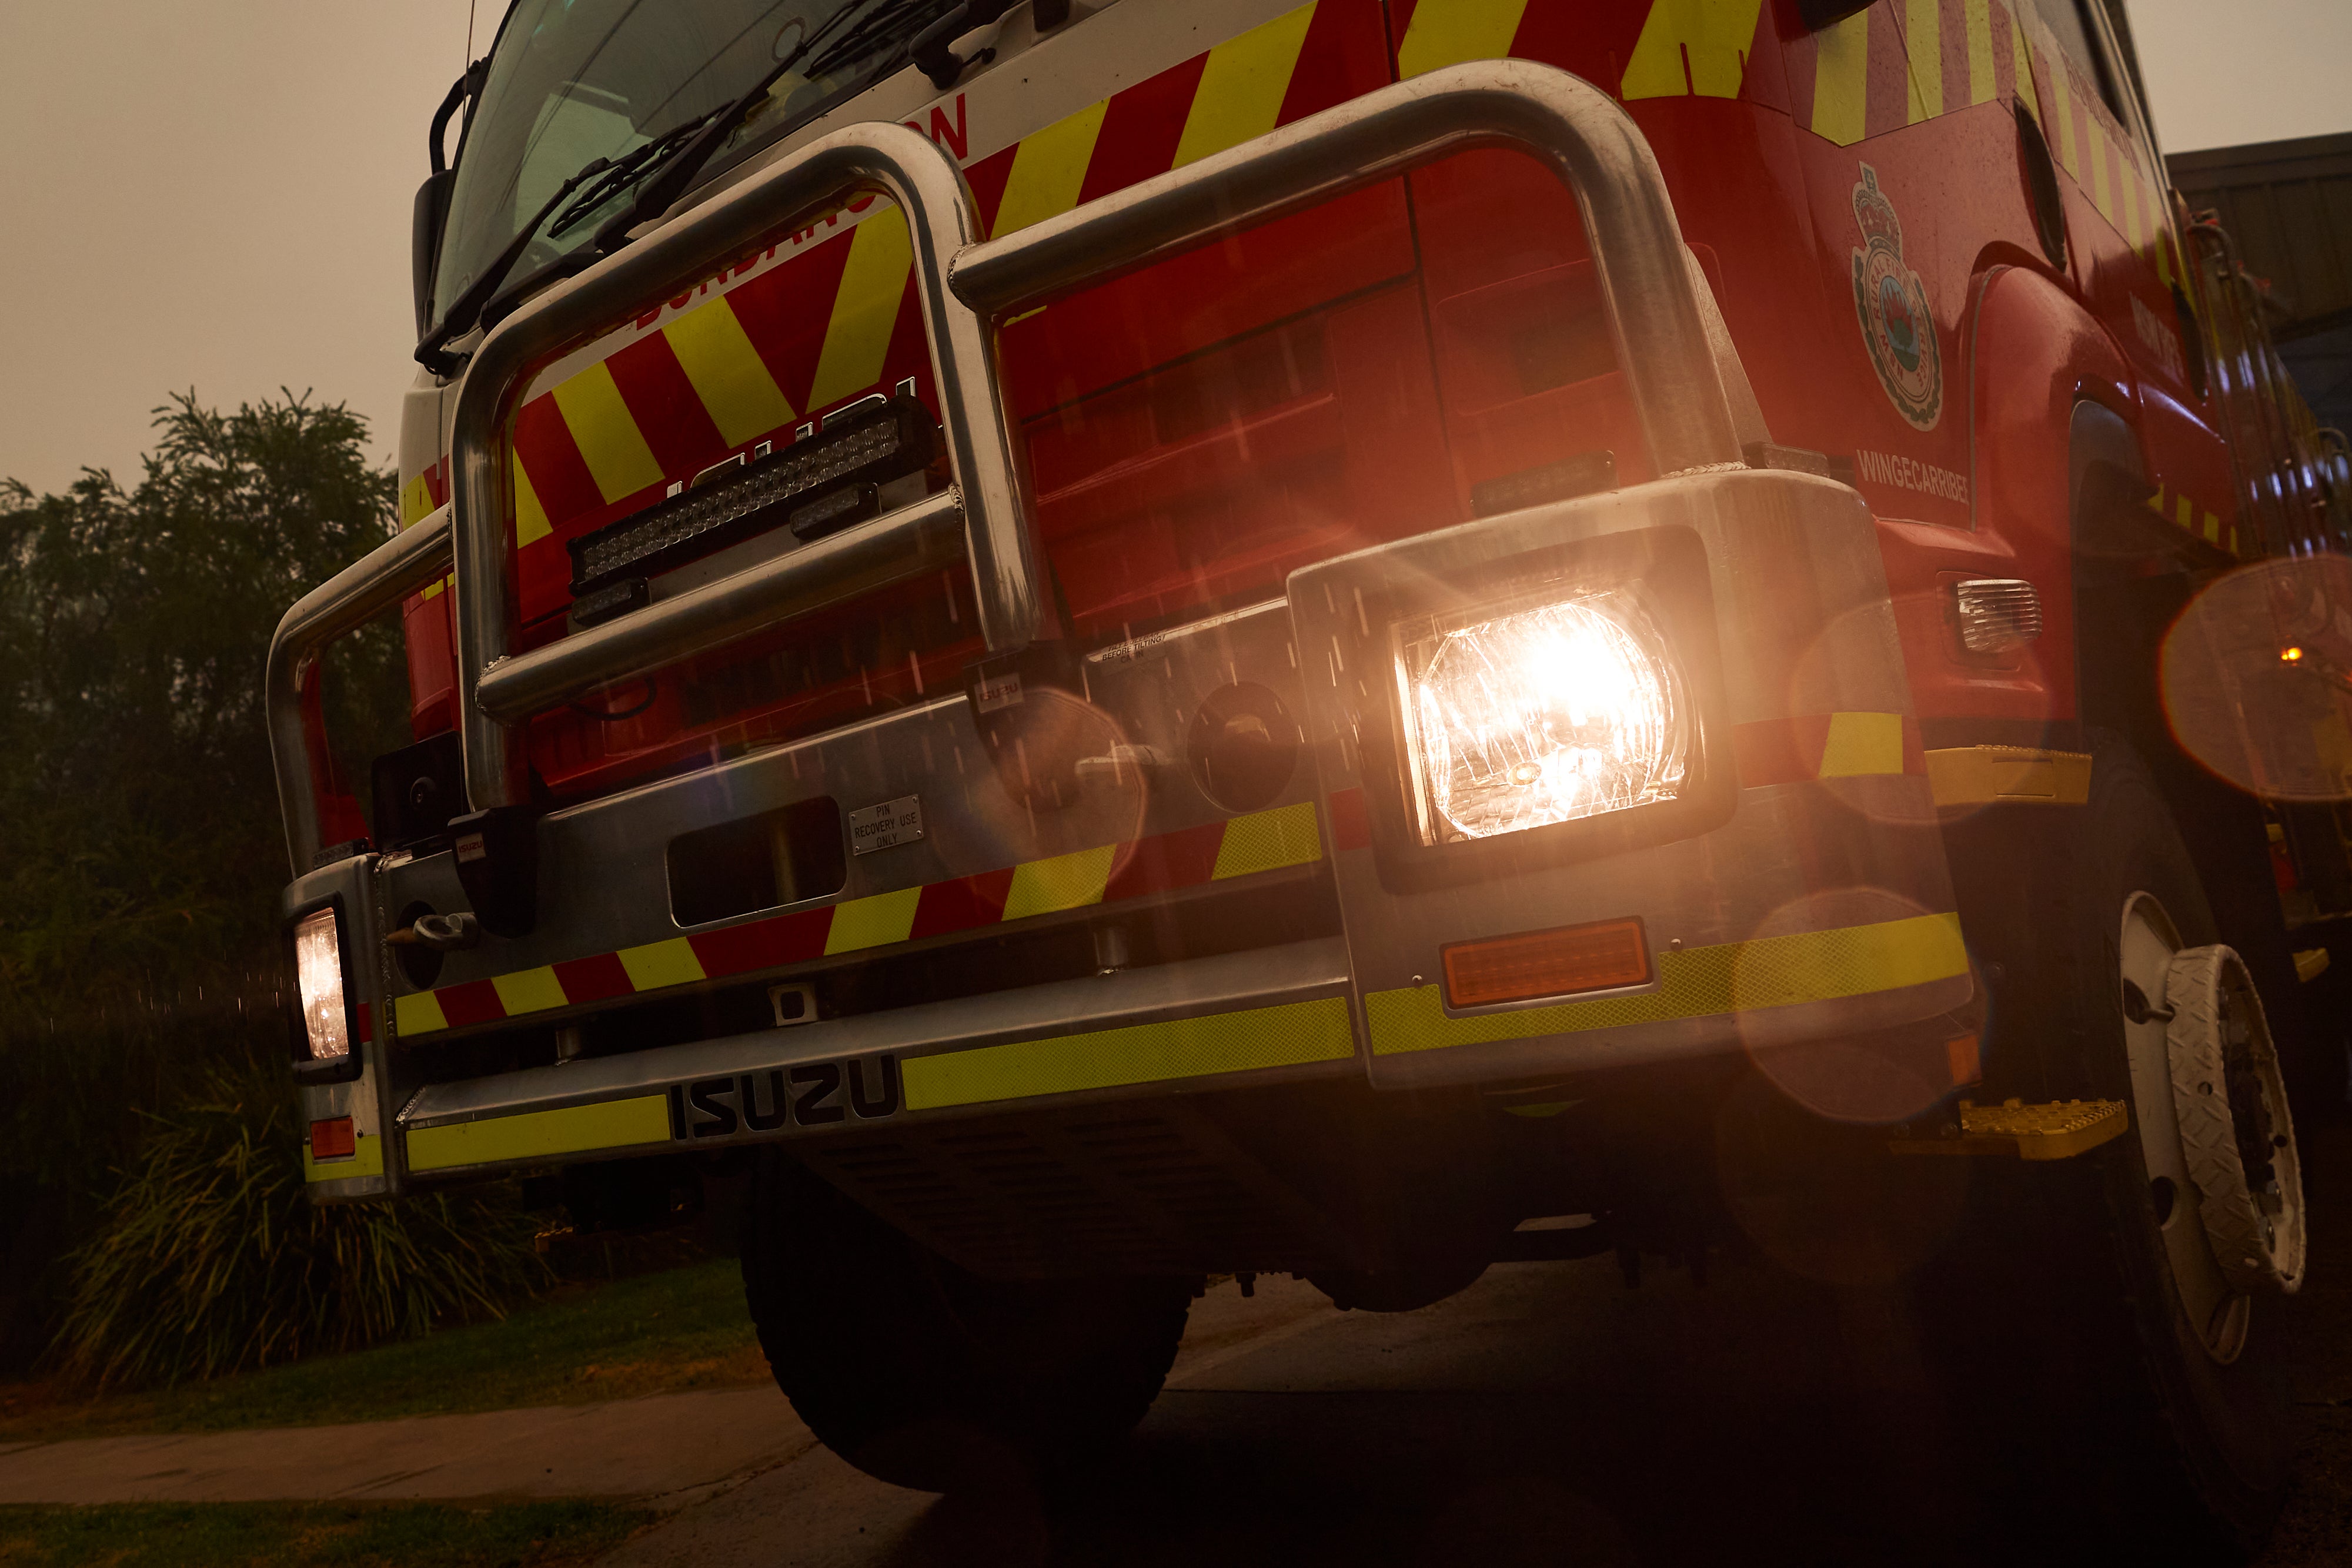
[1927,734,2300,1560]
[739,1149,1197,1493]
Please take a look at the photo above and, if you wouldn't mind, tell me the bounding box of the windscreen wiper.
[588,0,960,254]
[413,116,722,375]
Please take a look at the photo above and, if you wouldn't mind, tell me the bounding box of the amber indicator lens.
[1441,917,1652,1008]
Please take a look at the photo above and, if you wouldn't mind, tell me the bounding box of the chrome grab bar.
[267,503,456,870]
[474,488,967,721]
[953,59,1739,477]
[266,59,1742,875]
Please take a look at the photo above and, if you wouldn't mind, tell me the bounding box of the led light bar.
[566,396,938,597]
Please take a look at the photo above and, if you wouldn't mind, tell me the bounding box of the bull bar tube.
[266,59,1745,872]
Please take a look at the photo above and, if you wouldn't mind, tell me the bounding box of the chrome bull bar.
[268,59,1745,874]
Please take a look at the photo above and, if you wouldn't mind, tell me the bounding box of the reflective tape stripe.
[512,450,552,547]
[617,936,706,992]
[1173,2,1318,169]
[1621,0,1763,101]
[395,989,449,1037]
[400,474,435,526]
[407,1095,671,1173]
[1367,911,1968,1056]
[991,99,1110,238]
[1903,0,1941,120]
[549,360,665,504]
[492,965,567,1017]
[392,803,1328,1038]
[902,995,1354,1110]
[1963,0,1996,105]
[1809,10,1871,147]
[1397,0,1529,79]
[823,886,924,954]
[1817,711,1907,778]
[663,295,796,448]
[1211,800,1321,879]
[303,1131,385,1184]
[1003,844,1118,921]
[805,208,914,414]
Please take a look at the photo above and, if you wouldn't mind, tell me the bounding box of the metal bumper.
[278,61,1960,1199]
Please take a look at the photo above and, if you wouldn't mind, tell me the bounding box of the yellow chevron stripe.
[1810,10,1871,147]
[1397,0,1529,79]
[1621,0,1763,101]
[513,448,551,547]
[902,995,1354,1111]
[2049,53,2080,175]
[823,886,923,954]
[664,294,795,448]
[395,989,449,1037]
[617,935,705,991]
[1003,844,1118,921]
[400,473,435,526]
[1211,801,1322,880]
[992,98,1110,238]
[1818,711,1907,777]
[2089,123,2114,221]
[2010,11,2040,122]
[491,964,567,1018]
[551,360,665,503]
[1965,0,1996,105]
[805,208,914,414]
[1172,1,1317,169]
[1902,0,1940,122]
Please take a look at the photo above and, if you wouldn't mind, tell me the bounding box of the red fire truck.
[270,0,2350,1549]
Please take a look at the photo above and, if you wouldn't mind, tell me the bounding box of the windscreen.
[431,0,942,330]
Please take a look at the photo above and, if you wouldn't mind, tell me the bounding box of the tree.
[0,390,410,1369]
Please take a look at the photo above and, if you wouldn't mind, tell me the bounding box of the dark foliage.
[0,393,423,1371]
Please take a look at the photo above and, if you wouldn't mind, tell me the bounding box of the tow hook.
[385,911,482,952]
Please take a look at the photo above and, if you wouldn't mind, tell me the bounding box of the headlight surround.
[293,907,352,1064]
[1394,583,1693,847]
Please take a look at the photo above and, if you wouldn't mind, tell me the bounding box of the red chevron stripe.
[909,867,1015,941]
[604,329,731,478]
[512,392,604,531]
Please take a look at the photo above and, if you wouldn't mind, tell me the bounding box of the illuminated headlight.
[1395,587,1690,845]
[293,908,351,1062]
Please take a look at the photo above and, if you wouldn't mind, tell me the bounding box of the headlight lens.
[293,908,352,1062]
[1396,587,1690,844]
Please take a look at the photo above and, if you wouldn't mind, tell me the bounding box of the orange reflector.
[310,1116,356,1160]
[1441,917,1652,1008]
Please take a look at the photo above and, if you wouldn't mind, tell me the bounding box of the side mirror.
[412,169,457,340]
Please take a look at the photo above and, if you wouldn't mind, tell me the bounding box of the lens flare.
[1399,590,1687,843]
[294,908,351,1062]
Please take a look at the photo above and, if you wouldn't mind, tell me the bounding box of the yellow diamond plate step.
[1889,1098,2129,1161]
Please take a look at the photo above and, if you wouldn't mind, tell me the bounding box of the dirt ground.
[2252,1116,2352,1564]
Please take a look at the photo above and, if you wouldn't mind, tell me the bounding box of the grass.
[0,1259,766,1445]
[0,1500,653,1567]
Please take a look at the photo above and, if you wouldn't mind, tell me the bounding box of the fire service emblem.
[1850,165,1942,432]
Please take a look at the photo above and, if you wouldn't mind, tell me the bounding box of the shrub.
[54,1052,546,1389]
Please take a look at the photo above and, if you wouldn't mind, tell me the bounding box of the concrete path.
[0,1274,1339,1510]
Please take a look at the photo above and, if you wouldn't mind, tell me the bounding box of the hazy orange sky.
[1,0,2345,500]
